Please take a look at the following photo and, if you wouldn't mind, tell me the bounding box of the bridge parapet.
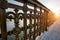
[0,0,56,40]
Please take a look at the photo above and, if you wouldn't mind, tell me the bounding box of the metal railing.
[0,0,56,40]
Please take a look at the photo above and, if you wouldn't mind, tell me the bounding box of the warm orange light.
[55,13,59,17]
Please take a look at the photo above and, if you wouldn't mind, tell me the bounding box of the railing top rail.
[15,0,50,11]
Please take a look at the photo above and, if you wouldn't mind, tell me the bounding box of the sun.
[55,13,60,17]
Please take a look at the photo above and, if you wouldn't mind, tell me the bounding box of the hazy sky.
[38,0,60,14]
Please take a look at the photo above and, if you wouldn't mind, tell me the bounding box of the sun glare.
[55,13,59,17]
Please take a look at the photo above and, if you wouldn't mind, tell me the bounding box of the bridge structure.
[0,0,56,40]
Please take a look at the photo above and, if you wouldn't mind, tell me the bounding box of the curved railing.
[0,0,56,40]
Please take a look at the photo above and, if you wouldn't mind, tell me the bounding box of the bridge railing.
[0,0,56,40]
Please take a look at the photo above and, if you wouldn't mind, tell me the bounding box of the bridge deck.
[36,18,60,40]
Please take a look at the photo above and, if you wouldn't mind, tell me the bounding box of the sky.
[38,0,60,16]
